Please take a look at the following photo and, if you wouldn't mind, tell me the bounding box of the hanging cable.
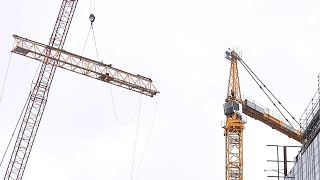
[0,51,14,168]
[93,0,96,15]
[0,39,16,104]
[89,0,100,62]
[130,95,142,180]
[0,94,29,168]
[136,100,158,179]
[90,0,91,14]
[0,58,41,168]
[82,4,100,62]
[90,0,96,14]
[0,52,13,104]
[89,0,94,14]
[81,26,92,56]
[109,84,140,124]
[91,27,100,62]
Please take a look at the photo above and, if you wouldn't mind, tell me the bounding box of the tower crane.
[223,49,301,180]
[4,1,159,180]
[223,50,244,180]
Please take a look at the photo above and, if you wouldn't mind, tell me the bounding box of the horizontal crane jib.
[11,35,159,97]
[242,99,302,143]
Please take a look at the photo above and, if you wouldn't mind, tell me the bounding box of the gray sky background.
[1,0,320,179]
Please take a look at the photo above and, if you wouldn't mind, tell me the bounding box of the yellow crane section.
[242,99,302,142]
[223,48,303,180]
[11,35,159,97]
[223,50,244,180]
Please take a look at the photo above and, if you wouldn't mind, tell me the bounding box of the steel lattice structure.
[223,50,244,180]
[223,49,303,180]
[225,127,243,180]
[4,1,78,179]
[11,35,159,97]
[4,0,159,179]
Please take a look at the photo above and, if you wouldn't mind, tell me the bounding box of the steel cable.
[0,51,13,104]
[238,60,295,128]
[91,27,100,62]
[238,56,300,127]
[109,84,140,124]
[136,100,158,179]
[130,95,142,180]
[0,56,43,170]
[81,26,92,56]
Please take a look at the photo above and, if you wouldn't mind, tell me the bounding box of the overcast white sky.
[1,0,320,180]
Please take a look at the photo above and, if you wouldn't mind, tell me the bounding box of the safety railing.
[242,95,300,130]
[300,89,320,131]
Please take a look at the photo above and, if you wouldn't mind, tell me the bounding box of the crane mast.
[223,49,244,180]
[4,1,78,179]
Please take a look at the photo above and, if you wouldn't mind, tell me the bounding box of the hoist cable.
[93,0,96,15]
[109,84,140,124]
[91,26,100,62]
[0,53,12,104]
[0,41,15,104]
[89,0,92,14]
[0,94,28,168]
[85,0,98,61]
[0,59,41,168]
[238,59,295,128]
[0,52,13,167]
[239,57,299,126]
[81,26,92,56]
[130,95,142,180]
[136,100,158,179]
[90,0,96,14]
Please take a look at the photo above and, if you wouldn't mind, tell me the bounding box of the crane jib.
[11,35,159,97]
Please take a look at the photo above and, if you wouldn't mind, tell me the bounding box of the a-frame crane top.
[225,50,242,104]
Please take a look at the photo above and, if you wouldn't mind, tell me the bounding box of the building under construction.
[285,89,320,180]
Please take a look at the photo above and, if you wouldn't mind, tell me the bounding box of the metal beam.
[12,35,159,97]
[4,1,78,179]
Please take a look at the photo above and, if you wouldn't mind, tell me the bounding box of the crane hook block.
[89,14,95,24]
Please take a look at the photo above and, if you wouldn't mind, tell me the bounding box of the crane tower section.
[223,49,245,180]
[4,1,78,180]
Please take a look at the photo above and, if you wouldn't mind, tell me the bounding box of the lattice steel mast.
[223,49,244,180]
[4,1,78,179]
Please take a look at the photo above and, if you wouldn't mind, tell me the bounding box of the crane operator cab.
[223,101,247,125]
